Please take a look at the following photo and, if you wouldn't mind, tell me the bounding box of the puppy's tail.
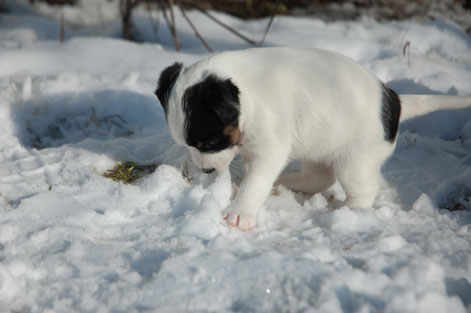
[400,94,471,122]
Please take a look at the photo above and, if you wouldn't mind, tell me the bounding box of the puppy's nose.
[202,167,215,174]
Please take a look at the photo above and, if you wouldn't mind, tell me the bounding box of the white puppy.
[155,47,471,230]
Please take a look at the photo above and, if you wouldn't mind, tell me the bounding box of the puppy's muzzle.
[202,167,216,174]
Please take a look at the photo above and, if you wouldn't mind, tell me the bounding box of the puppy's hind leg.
[276,161,335,194]
[335,153,385,208]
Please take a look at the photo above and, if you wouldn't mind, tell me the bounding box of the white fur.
[164,47,471,230]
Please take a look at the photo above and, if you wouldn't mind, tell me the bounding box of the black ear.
[203,76,240,125]
[155,62,183,113]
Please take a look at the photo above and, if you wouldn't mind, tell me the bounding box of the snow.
[1,0,471,312]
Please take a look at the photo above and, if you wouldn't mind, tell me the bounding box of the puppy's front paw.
[223,207,256,231]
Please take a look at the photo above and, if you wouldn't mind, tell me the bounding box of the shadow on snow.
[10,89,180,165]
[384,79,471,216]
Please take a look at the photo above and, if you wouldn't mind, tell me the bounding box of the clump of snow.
[0,1,470,312]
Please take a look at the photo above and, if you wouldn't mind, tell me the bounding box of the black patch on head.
[381,83,401,142]
[155,62,183,114]
[183,74,241,153]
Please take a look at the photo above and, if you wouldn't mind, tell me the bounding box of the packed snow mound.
[0,1,470,312]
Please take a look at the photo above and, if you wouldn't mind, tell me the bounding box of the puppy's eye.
[195,139,218,152]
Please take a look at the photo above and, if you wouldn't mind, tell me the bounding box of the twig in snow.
[168,0,181,51]
[60,12,65,42]
[157,0,180,51]
[145,0,161,43]
[194,7,257,45]
[157,1,171,35]
[120,0,138,40]
[177,0,213,52]
[101,114,133,135]
[403,41,411,68]
[100,114,127,124]
[258,0,281,45]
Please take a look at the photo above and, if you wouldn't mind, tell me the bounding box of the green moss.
[103,162,157,184]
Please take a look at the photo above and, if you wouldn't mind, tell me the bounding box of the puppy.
[155,47,471,230]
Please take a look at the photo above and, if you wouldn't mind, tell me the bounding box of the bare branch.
[193,6,257,45]
[168,0,181,51]
[60,12,65,42]
[157,0,171,29]
[119,0,138,40]
[403,40,411,67]
[177,1,213,52]
[157,0,180,51]
[145,0,160,43]
[258,0,281,45]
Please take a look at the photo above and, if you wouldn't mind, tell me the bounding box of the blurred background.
[3,0,470,44]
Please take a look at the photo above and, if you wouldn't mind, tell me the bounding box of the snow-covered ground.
[1,1,471,312]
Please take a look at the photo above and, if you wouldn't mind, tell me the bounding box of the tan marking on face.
[223,125,241,145]
[196,141,204,149]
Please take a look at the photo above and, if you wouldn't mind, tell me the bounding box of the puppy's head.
[155,63,241,173]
